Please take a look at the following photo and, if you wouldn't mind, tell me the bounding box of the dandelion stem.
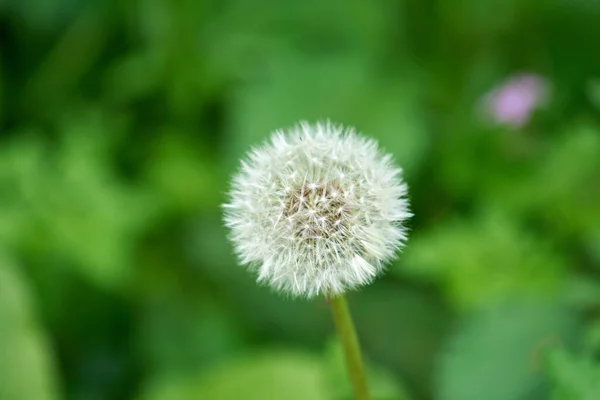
[329,294,370,400]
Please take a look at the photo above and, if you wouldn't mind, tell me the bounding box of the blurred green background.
[1,0,600,399]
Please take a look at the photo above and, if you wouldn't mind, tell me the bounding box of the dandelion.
[223,121,411,298]
[224,121,411,399]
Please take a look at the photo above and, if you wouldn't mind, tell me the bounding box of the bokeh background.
[2,1,600,399]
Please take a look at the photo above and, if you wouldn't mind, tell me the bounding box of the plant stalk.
[329,294,370,400]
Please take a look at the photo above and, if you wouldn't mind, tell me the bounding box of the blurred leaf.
[354,284,451,398]
[586,78,600,111]
[34,115,158,288]
[436,299,577,400]
[562,275,600,309]
[203,0,401,80]
[473,123,600,238]
[144,130,222,213]
[21,5,110,117]
[530,123,600,236]
[586,229,600,268]
[0,256,61,400]
[438,0,533,37]
[7,0,82,29]
[434,124,538,208]
[0,135,41,248]
[545,348,600,400]
[0,111,160,289]
[139,297,245,377]
[114,0,216,114]
[141,343,411,400]
[140,351,329,400]
[400,213,565,309]
[583,321,600,356]
[323,340,411,400]
[103,50,165,105]
[227,54,428,176]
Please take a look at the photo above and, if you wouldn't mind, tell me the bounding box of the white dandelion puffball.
[223,121,411,298]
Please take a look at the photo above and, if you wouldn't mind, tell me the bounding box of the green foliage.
[140,351,329,400]
[0,0,599,399]
[140,343,410,400]
[0,257,60,400]
[144,130,222,213]
[543,320,600,400]
[436,299,576,400]
[0,114,158,289]
[400,213,565,309]
[323,340,411,400]
[545,348,600,400]
[138,297,245,378]
[525,123,600,236]
[228,54,428,174]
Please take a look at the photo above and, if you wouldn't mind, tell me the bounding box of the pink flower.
[482,74,549,129]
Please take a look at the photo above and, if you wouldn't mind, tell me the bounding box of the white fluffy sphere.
[223,121,411,298]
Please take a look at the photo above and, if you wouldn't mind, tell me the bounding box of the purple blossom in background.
[482,74,550,129]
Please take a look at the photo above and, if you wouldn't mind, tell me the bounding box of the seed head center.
[283,182,350,239]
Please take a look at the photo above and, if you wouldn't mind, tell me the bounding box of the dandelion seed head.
[223,121,411,297]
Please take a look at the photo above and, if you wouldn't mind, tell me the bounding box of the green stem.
[329,294,370,400]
